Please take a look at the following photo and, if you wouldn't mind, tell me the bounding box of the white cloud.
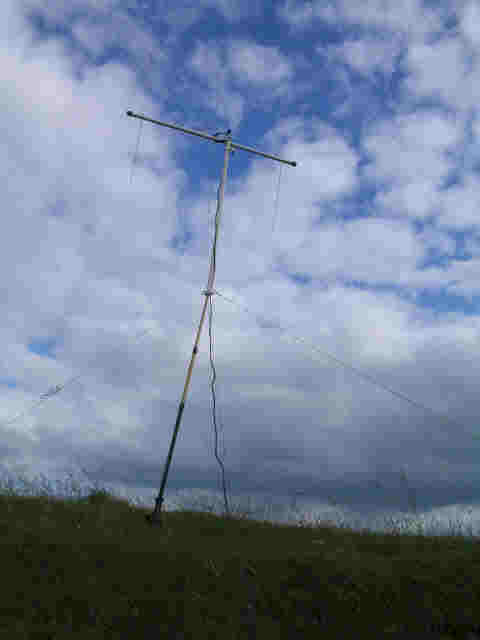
[188,41,246,127]
[153,0,263,41]
[158,4,204,33]
[21,0,117,19]
[404,35,476,110]
[276,0,317,29]
[20,0,168,78]
[324,36,403,76]
[2,0,480,538]
[190,40,225,79]
[459,0,480,47]
[415,225,456,257]
[278,0,444,41]
[71,13,167,70]
[194,116,360,260]
[363,110,463,219]
[188,39,294,125]
[281,217,422,286]
[438,174,480,229]
[200,0,262,21]
[228,40,294,87]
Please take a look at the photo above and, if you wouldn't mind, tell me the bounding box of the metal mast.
[126,109,297,526]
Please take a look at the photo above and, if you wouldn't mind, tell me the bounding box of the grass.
[0,466,479,639]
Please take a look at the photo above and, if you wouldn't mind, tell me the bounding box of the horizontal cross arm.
[127,110,221,144]
[230,140,296,166]
[126,110,297,167]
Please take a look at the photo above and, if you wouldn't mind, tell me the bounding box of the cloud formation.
[1,0,480,536]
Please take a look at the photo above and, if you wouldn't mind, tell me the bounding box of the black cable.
[208,294,231,519]
[206,152,231,520]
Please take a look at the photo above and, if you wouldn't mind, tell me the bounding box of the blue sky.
[2,0,480,536]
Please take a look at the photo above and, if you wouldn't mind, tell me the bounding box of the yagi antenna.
[126,109,297,527]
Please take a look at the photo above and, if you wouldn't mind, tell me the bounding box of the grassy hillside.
[0,468,479,639]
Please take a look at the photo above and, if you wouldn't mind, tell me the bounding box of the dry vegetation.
[0,467,479,638]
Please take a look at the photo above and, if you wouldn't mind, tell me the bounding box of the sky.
[2,0,480,537]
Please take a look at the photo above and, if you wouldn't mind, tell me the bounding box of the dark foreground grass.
[0,468,479,639]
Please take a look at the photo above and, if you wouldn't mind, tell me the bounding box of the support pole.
[126,110,296,527]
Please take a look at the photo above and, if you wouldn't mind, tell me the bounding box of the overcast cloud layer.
[2,0,480,537]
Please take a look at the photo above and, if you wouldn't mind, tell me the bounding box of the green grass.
[0,466,479,639]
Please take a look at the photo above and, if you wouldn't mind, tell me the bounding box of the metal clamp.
[213,129,232,143]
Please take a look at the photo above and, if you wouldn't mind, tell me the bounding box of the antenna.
[126,109,297,527]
